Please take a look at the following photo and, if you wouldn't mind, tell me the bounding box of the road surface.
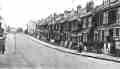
[0,33,120,69]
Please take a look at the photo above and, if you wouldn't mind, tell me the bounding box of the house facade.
[29,0,120,56]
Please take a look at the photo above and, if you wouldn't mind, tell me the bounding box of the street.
[0,33,120,69]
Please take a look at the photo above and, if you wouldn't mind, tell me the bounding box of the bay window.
[116,7,120,24]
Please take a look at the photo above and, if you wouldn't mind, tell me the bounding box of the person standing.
[0,22,5,54]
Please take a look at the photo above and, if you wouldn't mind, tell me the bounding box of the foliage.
[17,27,23,32]
[24,29,28,34]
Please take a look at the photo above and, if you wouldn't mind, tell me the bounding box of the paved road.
[0,33,120,69]
[0,33,33,69]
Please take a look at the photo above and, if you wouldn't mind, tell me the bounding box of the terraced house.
[88,0,120,56]
[28,0,120,57]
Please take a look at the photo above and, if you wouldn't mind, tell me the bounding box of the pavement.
[25,33,120,63]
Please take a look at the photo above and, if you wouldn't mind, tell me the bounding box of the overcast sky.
[0,0,103,29]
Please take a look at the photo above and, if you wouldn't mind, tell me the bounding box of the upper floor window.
[103,12,108,25]
[116,15,120,24]
[116,8,120,24]
[83,18,87,24]
[83,18,87,28]
[103,0,110,6]
[108,9,117,24]
[103,0,118,5]
[90,12,102,26]
[86,18,89,28]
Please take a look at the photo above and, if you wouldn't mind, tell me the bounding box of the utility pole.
[14,31,16,54]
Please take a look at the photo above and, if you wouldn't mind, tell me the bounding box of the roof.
[80,11,93,18]
[94,1,120,12]
[55,15,81,24]
[38,20,49,25]
[67,16,81,22]
[55,16,67,24]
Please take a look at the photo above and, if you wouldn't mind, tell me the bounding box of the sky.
[0,0,103,29]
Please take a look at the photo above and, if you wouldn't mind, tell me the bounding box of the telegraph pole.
[14,31,16,54]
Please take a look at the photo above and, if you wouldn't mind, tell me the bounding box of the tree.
[85,0,94,12]
[6,26,10,32]
[17,27,23,32]
[24,29,28,34]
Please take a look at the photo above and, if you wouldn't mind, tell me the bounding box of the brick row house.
[28,0,120,56]
[87,0,120,55]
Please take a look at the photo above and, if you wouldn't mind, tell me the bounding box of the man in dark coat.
[0,22,5,54]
